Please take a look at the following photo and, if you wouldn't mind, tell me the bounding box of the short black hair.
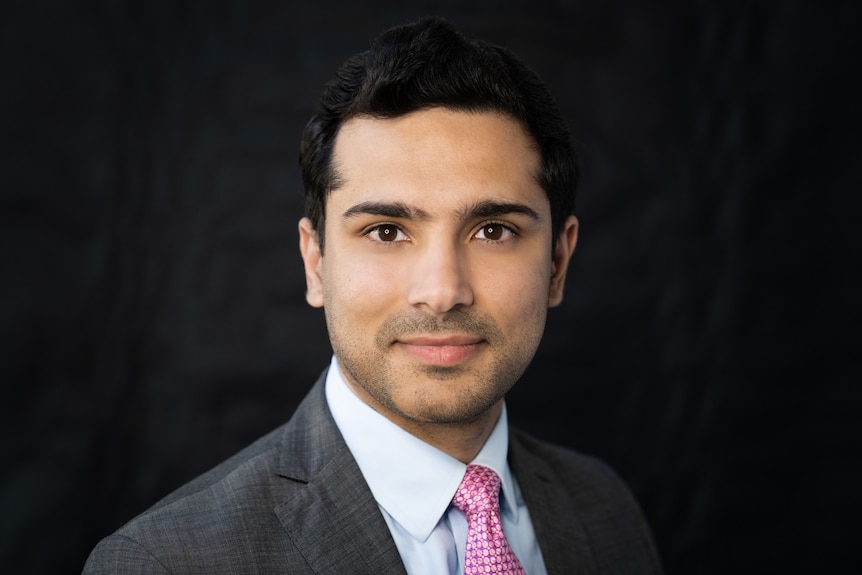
[299,17,577,250]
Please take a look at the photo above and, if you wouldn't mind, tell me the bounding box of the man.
[84,17,662,574]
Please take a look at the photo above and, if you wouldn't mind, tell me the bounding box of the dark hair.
[299,17,577,250]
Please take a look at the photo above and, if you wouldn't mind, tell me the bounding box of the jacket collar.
[272,371,408,574]
[508,430,595,575]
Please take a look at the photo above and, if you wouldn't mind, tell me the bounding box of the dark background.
[2,1,860,573]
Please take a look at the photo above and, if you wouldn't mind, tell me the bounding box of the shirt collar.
[324,356,518,542]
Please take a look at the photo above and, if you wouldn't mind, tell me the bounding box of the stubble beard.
[327,308,544,425]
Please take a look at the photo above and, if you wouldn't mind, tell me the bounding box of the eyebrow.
[459,200,541,222]
[342,201,430,221]
[341,199,541,222]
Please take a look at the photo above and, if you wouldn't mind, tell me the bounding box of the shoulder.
[83,421,314,574]
[85,424,291,572]
[83,534,171,574]
[83,376,338,573]
[140,422,288,514]
[509,428,663,574]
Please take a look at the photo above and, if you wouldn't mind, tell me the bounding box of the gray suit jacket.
[84,373,662,574]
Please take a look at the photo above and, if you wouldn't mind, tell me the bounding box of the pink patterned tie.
[452,465,526,575]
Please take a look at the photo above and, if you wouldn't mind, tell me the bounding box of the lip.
[395,335,484,367]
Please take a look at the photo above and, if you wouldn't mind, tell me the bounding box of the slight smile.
[396,336,485,367]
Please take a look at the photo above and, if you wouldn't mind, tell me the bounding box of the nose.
[407,242,474,314]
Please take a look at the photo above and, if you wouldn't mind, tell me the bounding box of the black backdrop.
[2,1,860,573]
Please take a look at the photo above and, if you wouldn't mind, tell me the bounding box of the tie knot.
[452,464,502,517]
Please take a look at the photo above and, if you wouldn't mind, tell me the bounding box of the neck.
[342,375,503,464]
[392,402,503,464]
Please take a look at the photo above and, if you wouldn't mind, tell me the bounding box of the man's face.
[299,108,577,429]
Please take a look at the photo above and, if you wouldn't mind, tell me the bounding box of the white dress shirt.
[325,356,548,575]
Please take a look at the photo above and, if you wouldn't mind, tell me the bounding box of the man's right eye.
[367,224,407,243]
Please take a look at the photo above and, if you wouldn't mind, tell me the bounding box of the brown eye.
[379,225,397,241]
[481,224,503,240]
[474,223,514,242]
[370,224,405,242]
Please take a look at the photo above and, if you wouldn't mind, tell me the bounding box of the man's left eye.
[475,224,512,241]
[368,224,407,242]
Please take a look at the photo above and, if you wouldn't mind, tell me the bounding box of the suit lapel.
[272,373,407,574]
[509,433,596,575]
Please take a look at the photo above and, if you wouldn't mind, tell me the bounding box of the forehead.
[329,108,546,214]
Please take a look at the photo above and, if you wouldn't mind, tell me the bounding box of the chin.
[394,391,503,425]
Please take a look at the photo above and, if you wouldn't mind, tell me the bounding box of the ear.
[548,215,579,307]
[298,217,324,308]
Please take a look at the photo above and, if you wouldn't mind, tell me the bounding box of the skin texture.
[299,108,578,463]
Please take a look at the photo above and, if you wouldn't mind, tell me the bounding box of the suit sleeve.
[82,535,171,575]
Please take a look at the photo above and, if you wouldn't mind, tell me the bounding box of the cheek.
[323,252,403,313]
[481,257,551,310]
